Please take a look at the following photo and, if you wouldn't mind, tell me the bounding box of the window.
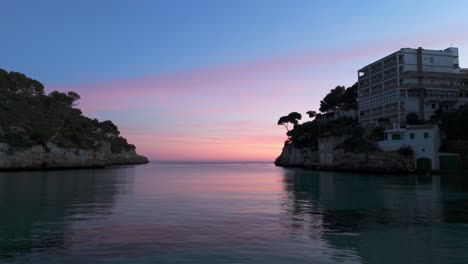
[432,104,436,109]
[424,133,429,139]
[429,57,434,63]
[410,133,415,139]
[392,134,402,140]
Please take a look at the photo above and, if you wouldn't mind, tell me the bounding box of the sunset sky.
[2,0,468,161]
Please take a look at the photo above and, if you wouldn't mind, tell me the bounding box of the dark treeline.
[0,68,135,153]
[277,83,378,153]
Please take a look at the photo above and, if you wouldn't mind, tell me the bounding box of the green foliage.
[0,68,136,153]
[341,126,380,153]
[398,146,414,156]
[319,83,358,112]
[286,121,320,149]
[405,112,420,125]
[342,82,358,110]
[318,117,357,137]
[371,126,385,140]
[440,105,468,140]
[284,117,360,149]
[277,112,302,131]
[306,110,317,119]
[320,86,346,112]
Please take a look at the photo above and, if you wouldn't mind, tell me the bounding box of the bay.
[1,162,468,263]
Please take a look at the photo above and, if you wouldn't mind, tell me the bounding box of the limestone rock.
[275,144,318,167]
[275,143,414,173]
[0,141,148,170]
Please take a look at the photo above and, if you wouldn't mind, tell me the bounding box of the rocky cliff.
[0,68,149,170]
[274,144,318,167]
[0,141,148,170]
[275,144,414,173]
[318,149,414,173]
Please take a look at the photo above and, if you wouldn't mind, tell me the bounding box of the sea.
[1,162,468,263]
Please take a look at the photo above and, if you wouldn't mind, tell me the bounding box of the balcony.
[400,71,468,79]
[358,68,370,80]
[370,63,382,73]
[401,83,468,89]
[371,73,382,83]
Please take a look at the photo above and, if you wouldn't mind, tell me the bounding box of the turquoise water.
[1,162,468,263]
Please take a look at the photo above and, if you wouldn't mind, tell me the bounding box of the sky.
[1,0,468,161]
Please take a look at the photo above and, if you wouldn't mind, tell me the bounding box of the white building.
[358,47,468,126]
[377,124,440,170]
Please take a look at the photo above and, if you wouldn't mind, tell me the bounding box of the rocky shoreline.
[275,144,415,173]
[0,141,148,171]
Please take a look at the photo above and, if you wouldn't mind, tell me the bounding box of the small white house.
[377,124,440,170]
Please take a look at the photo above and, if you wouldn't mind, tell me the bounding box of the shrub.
[398,146,414,156]
[371,126,385,140]
[406,113,420,125]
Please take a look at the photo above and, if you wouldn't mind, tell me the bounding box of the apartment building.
[357,47,468,126]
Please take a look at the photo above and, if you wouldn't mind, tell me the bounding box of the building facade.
[377,124,440,170]
[358,47,468,126]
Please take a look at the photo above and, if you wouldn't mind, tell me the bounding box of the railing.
[383,61,397,70]
[400,83,468,89]
[400,70,468,79]
[377,140,403,152]
[371,75,382,83]
[371,64,382,73]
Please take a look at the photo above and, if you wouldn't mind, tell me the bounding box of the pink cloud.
[48,25,468,161]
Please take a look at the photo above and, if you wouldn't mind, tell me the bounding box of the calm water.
[1,163,468,263]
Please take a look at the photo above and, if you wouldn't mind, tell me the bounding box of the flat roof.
[358,47,459,72]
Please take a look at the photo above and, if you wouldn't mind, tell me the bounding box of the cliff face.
[320,149,414,173]
[275,144,414,173]
[274,144,318,167]
[0,141,148,170]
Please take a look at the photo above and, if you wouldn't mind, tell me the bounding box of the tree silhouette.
[277,112,302,131]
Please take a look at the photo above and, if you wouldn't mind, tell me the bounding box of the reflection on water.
[282,169,468,263]
[0,168,133,260]
[1,163,468,263]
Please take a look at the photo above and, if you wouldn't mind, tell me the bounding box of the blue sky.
[3,0,467,86]
[1,0,468,160]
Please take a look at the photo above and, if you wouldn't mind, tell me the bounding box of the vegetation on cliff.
[319,83,357,112]
[0,68,136,153]
[277,83,378,153]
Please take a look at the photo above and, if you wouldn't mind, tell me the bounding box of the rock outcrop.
[318,149,414,173]
[109,150,149,165]
[0,141,148,170]
[274,144,318,167]
[275,144,414,173]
